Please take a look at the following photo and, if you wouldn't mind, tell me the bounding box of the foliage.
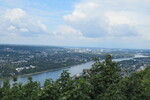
[0,55,150,100]
[142,66,150,98]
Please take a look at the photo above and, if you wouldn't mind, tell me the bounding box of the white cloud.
[4,8,26,21]
[0,0,150,49]
[64,0,150,39]
[53,25,83,38]
[105,11,134,26]
[8,25,16,31]
[38,22,47,32]
[20,28,29,32]
[0,8,48,36]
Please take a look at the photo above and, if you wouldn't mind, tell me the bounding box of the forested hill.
[0,55,150,100]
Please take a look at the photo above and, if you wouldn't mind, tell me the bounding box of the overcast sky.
[0,0,150,49]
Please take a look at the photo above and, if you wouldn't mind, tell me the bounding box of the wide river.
[0,54,148,87]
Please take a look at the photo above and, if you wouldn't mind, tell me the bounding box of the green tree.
[64,77,92,100]
[38,79,59,100]
[119,71,145,100]
[56,70,73,99]
[142,66,150,98]
[21,76,41,100]
[1,55,150,100]
[11,82,23,100]
[1,80,11,100]
[83,55,122,99]
[12,76,17,82]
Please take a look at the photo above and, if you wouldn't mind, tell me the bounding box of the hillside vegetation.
[0,55,150,100]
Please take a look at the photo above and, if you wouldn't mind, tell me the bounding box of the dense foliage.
[0,55,150,100]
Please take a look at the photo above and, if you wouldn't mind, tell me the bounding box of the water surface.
[0,54,148,87]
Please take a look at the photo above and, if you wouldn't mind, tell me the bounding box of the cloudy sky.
[0,0,150,49]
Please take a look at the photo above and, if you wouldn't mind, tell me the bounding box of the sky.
[0,0,150,49]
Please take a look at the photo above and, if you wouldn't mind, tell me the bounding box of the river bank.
[0,54,148,87]
[0,61,93,81]
[0,61,94,87]
[17,63,89,77]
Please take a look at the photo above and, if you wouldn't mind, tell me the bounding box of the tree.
[56,70,73,99]
[12,76,17,82]
[38,79,59,100]
[0,55,150,99]
[11,82,23,100]
[64,77,92,100]
[142,66,150,98]
[82,55,122,99]
[2,80,11,100]
[21,76,41,100]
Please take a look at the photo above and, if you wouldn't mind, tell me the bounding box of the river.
[0,54,148,87]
